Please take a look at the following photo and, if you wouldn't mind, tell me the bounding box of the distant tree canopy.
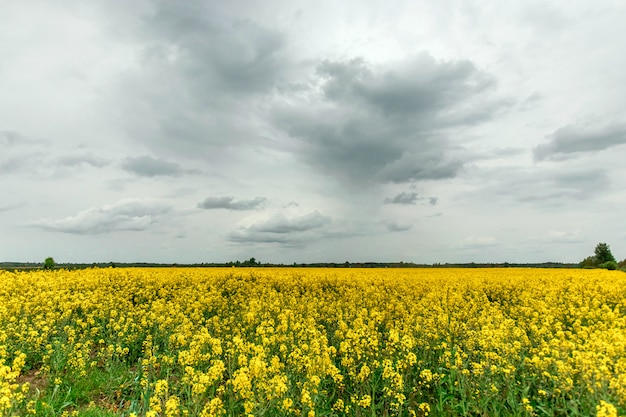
[581,243,618,270]
[43,257,55,270]
[242,257,258,266]
[595,243,616,264]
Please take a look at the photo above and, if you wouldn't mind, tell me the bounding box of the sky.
[2,0,626,264]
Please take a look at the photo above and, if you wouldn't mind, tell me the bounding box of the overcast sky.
[2,0,626,264]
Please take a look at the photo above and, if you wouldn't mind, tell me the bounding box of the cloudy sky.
[2,0,625,264]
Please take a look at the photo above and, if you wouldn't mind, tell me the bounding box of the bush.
[43,257,55,270]
[599,261,618,270]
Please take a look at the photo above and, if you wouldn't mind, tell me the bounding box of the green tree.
[594,243,616,264]
[580,256,596,269]
[43,257,55,270]
[242,257,258,266]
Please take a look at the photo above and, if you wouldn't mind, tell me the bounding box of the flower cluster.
[0,267,624,416]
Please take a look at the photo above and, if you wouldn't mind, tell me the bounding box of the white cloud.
[30,199,172,235]
[229,208,332,247]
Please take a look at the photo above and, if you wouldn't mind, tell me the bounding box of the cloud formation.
[384,192,438,206]
[197,196,267,211]
[386,221,412,232]
[121,156,190,177]
[229,210,332,246]
[273,53,502,185]
[384,192,419,205]
[117,1,289,156]
[0,130,23,146]
[30,199,172,235]
[534,123,626,160]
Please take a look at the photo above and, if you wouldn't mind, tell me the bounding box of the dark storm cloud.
[228,210,332,247]
[197,196,267,211]
[316,56,494,118]
[119,1,289,154]
[144,2,286,95]
[30,199,172,235]
[534,123,626,161]
[121,156,191,177]
[274,53,503,185]
[117,3,506,186]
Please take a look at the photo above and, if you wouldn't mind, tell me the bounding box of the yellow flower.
[418,402,431,416]
[596,400,618,417]
[357,395,372,408]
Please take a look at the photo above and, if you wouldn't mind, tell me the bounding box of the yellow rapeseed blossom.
[0,267,625,416]
[597,400,618,417]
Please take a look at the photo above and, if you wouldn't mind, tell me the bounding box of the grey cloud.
[517,169,609,203]
[198,196,267,211]
[2,153,108,176]
[118,1,288,155]
[0,202,21,213]
[0,130,46,148]
[29,199,172,235]
[377,151,463,183]
[384,192,438,206]
[275,53,502,185]
[534,123,626,161]
[469,166,609,207]
[386,221,412,232]
[0,158,25,174]
[384,192,419,205]
[0,130,22,146]
[144,2,286,96]
[122,156,190,177]
[250,211,331,234]
[317,55,494,118]
[1,131,46,174]
[228,232,305,247]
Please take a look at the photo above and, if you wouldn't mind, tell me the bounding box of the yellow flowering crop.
[0,267,625,416]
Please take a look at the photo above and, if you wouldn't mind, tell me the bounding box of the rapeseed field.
[0,268,624,416]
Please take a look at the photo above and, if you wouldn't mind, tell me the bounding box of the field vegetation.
[1,267,625,416]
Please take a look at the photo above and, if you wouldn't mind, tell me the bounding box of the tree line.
[580,242,625,271]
